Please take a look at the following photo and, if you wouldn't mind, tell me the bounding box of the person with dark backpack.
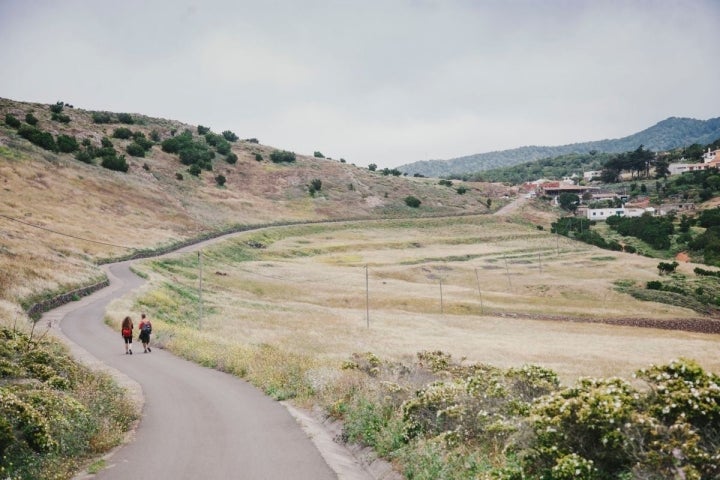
[138,312,153,353]
[121,316,134,355]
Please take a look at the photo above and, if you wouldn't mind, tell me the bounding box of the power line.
[0,213,133,249]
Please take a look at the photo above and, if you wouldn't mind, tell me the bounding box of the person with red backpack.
[121,316,134,355]
[138,312,153,353]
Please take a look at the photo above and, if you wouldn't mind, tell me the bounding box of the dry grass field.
[124,214,720,386]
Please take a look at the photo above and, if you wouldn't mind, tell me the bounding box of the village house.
[668,147,720,175]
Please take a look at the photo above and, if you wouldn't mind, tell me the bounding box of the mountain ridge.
[398,116,720,178]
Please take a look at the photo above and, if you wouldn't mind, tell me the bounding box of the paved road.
[50,260,340,480]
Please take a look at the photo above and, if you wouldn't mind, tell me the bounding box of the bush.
[197,125,210,135]
[188,164,201,176]
[4,114,21,128]
[17,125,56,151]
[255,153,263,162]
[216,140,231,155]
[100,153,129,172]
[149,130,161,142]
[101,137,113,148]
[309,178,322,196]
[438,179,453,187]
[222,130,238,142]
[51,112,71,123]
[215,174,226,186]
[126,142,146,157]
[225,152,238,164]
[49,102,64,114]
[56,134,79,153]
[314,151,325,158]
[270,150,296,163]
[456,186,467,195]
[112,127,133,139]
[368,163,377,171]
[91,112,113,124]
[404,196,421,208]
[245,138,259,143]
[117,113,134,124]
[75,150,93,164]
[25,113,38,126]
[175,172,183,180]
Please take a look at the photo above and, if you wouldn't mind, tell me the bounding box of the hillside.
[0,97,509,315]
[399,116,720,177]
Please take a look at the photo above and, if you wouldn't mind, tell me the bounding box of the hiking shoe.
[129,349,132,355]
[148,347,152,352]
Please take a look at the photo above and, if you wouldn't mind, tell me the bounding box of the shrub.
[270,150,296,163]
[149,130,160,142]
[245,138,259,143]
[368,163,377,171]
[49,101,64,114]
[657,261,678,275]
[56,134,79,153]
[204,132,223,147]
[175,172,183,180]
[404,196,421,208]
[100,153,129,172]
[25,113,38,125]
[133,136,154,151]
[314,151,325,158]
[438,179,453,187]
[4,114,21,128]
[75,150,93,164]
[101,137,113,148]
[142,163,150,171]
[188,164,201,176]
[126,142,146,157]
[255,153,263,162]
[309,178,322,196]
[112,127,133,139]
[216,140,231,155]
[225,153,237,164]
[197,125,210,135]
[215,174,226,186]
[17,125,56,151]
[456,186,467,195]
[117,113,134,124]
[91,112,113,124]
[51,112,71,123]
[222,130,238,142]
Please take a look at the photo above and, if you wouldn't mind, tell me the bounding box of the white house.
[583,170,602,181]
[586,207,656,221]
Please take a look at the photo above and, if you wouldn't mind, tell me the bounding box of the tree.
[269,150,296,163]
[197,125,210,135]
[654,157,670,179]
[558,193,580,212]
[215,174,226,186]
[404,196,421,208]
[314,151,324,158]
[368,163,377,171]
[222,130,238,142]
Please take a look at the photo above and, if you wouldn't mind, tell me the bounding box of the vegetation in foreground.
[0,325,137,480]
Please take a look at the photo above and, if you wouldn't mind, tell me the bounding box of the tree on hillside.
[558,193,580,213]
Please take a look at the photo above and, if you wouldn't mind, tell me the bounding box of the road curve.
[49,259,340,480]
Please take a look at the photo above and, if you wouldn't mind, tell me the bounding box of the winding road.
[43,256,375,479]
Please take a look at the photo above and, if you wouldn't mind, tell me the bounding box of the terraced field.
[120,215,720,385]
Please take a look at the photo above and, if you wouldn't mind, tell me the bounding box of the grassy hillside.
[0,97,508,316]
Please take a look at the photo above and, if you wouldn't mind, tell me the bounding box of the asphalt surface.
[53,261,339,480]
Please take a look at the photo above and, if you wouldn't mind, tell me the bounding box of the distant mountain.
[398,116,720,178]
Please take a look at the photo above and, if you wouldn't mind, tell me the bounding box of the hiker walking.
[121,316,134,355]
[138,312,153,353]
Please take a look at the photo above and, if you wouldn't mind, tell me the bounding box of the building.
[586,207,656,221]
[668,148,720,175]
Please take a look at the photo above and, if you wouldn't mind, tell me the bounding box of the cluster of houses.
[520,148,720,221]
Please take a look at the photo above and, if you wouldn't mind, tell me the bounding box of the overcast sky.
[1,1,719,168]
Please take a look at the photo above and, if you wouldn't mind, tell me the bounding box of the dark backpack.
[142,322,152,334]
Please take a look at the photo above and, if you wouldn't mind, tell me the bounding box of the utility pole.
[198,251,203,330]
[474,268,483,315]
[365,265,369,328]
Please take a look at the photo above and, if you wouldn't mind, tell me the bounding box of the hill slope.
[0,97,508,313]
[399,116,720,177]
